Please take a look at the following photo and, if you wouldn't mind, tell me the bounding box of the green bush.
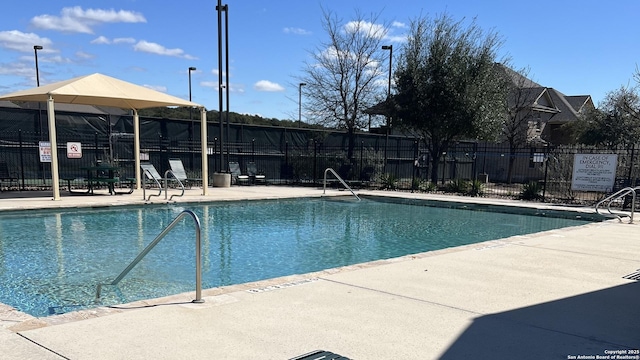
[413,178,436,192]
[519,181,543,200]
[467,179,485,197]
[444,178,470,194]
[380,173,398,190]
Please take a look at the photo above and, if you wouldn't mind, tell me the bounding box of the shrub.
[380,173,398,190]
[519,181,543,200]
[467,179,485,197]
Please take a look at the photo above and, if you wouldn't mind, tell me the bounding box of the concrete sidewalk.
[0,188,639,359]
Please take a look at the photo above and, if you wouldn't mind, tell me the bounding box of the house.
[497,64,595,145]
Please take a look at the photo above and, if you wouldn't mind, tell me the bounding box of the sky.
[1,1,639,121]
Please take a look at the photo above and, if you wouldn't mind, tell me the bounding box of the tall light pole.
[381,45,392,103]
[188,66,196,119]
[34,45,43,86]
[298,82,306,128]
[188,66,196,168]
[33,45,45,184]
[382,45,392,173]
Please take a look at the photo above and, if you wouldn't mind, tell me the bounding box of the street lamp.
[188,66,196,119]
[381,45,392,100]
[382,45,393,174]
[34,45,43,86]
[188,67,196,102]
[298,82,306,128]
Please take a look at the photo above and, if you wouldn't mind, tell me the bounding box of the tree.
[392,14,508,183]
[499,65,543,183]
[570,86,640,149]
[300,8,388,161]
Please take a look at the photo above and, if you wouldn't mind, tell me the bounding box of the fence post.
[627,145,635,185]
[285,141,289,183]
[18,130,25,190]
[359,141,363,180]
[411,139,418,193]
[94,132,99,164]
[542,145,549,202]
[313,141,317,184]
[252,138,255,163]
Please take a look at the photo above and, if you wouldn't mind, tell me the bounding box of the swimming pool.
[0,196,596,317]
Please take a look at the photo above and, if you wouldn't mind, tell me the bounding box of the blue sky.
[1,1,639,120]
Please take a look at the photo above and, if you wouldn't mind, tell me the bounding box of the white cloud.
[90,36,110,44]
[76,51,94,59]
[385,35,408,43]
[143,84,167,92]
[254,80,285,92]
[344,21,386,39]
[0,30,53,53]
[30,6,146,34]
[392,21,407,28]
[283,27,311,35]
[133,40,196,59]
[113,37,136,44]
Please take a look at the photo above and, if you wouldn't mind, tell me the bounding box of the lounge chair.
[247,162,266,185]
[168,158,201,188]
[228,161,249,185]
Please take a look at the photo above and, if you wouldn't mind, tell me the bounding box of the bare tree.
[300,8,388,161]
[499,65,541,183]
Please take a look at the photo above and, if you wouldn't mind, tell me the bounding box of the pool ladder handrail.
[142,168,162,201]
[323,167,360,201]
[95,209,204,303]
[595,186,638,223]
[163,169,185,201]
[141,169,185,201]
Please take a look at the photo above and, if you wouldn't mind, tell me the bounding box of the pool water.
[0,197,593,317]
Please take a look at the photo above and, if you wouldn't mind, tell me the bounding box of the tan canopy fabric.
[0,73,209,199]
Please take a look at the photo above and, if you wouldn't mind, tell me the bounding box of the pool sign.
[571,154,617,192]
[38,141,51,163]
[67,142,82,159]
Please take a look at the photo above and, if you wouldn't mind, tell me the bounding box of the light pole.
[34,45,43,86]
[33,45,44,184]
[381,45,392,103]
[188,66,196,168]
[188,67,196,102]
[188,66,196,119]
[382,45,392,174]
[298,82,306,128]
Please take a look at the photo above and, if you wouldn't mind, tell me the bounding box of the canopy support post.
[48,96,60,201]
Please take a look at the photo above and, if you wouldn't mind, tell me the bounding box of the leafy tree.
[392,14,508,183]
[570,87,640,149]
[299,8,388,161]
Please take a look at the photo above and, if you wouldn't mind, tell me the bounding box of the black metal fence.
[1,128,638,206]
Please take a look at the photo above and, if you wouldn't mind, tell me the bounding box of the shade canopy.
[0,73,209,200]
[0,73,200,109]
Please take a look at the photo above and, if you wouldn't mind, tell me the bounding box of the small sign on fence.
[571,154,617,192]
[66,142,82,159]
[38,141,51,163]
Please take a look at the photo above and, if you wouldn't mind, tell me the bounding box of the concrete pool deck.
[0,186,638,359]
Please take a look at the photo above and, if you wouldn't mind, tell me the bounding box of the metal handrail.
[142,168,162,201]
[164,170,185,201]
[595,186,638,223]
[96,209,204,303]
[323,167,360,201]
